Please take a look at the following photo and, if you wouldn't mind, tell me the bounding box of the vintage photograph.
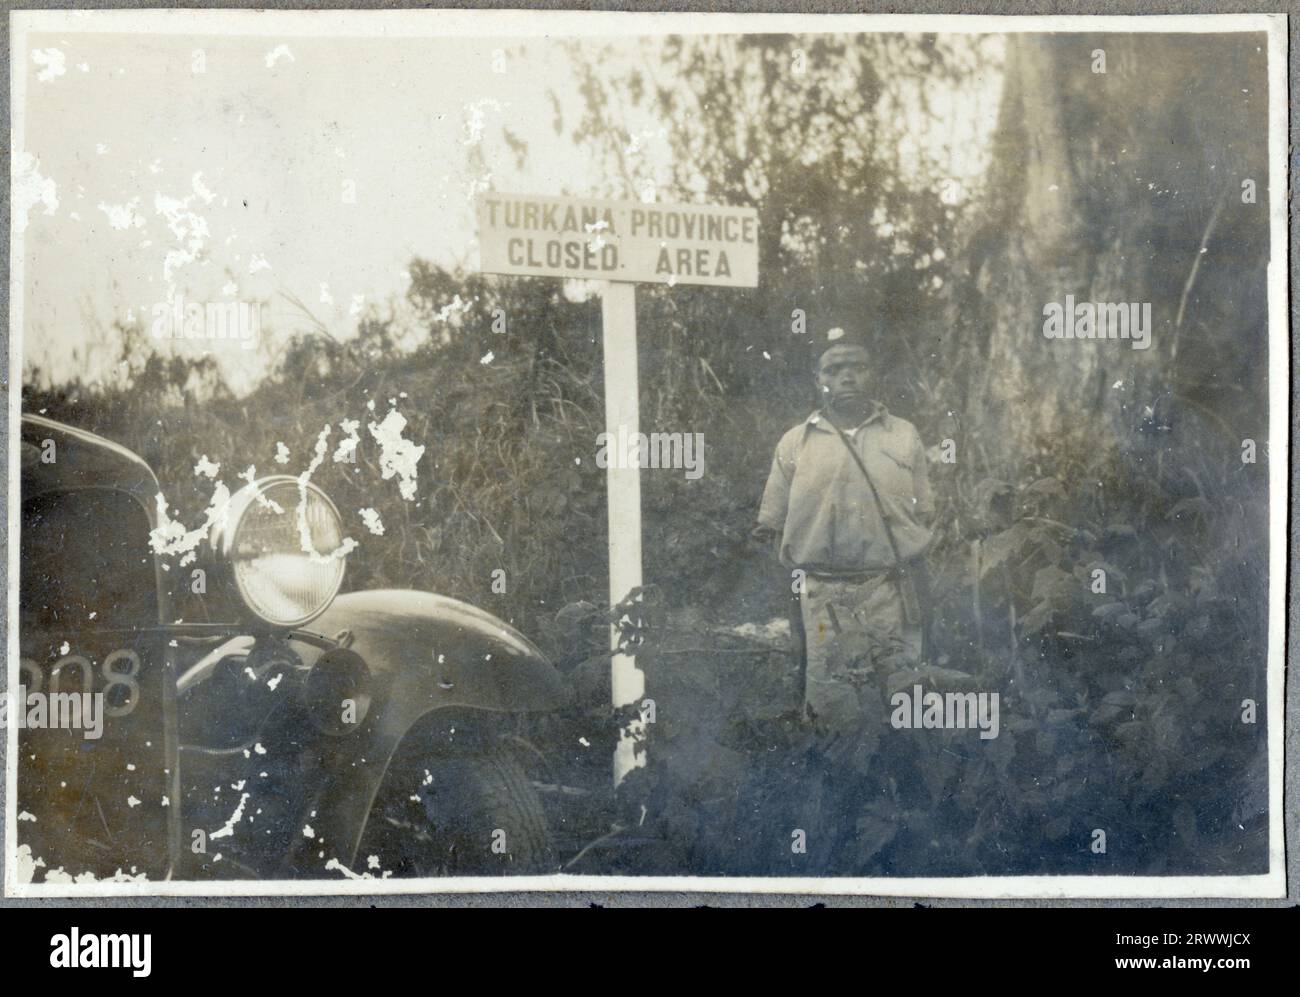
[4,9,1287,897]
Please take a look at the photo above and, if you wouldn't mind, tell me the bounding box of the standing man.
[753,328,934,733]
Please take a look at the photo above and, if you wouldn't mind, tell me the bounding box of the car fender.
[279,589,569,874]
[311,589,566,715]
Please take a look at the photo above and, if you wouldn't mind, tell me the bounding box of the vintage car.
[16,413,569,882]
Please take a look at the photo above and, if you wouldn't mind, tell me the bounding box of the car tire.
[362,740,556,876]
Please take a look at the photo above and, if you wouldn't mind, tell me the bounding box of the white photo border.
[4,7,1288,900]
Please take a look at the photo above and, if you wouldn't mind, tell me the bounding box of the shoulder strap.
[824,411,904,568]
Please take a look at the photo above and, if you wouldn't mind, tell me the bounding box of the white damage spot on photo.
[154,187,211,282]
[462,98,505,146]
[429,293,469,324]
[265,44,295,69]
[32,47,66,82]
[359,508,384,535]
[98,197,145,231]
[191,171,216,204]
[149,481,231,556]
[333,419,361,464]
[12,152,60,233]
[15,845,47,884]
[42,865,150,885]
[297,425,359,562]
[210,792,251,839]
[368,409,425,501]
[323,857,393,880]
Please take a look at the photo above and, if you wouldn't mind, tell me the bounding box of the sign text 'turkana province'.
[476,193,758,288]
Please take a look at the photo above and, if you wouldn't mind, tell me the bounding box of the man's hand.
[750,523,778,545]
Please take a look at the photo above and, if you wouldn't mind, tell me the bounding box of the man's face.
[817,344,871,407]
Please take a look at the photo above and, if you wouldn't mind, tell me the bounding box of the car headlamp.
[215,476,349,628]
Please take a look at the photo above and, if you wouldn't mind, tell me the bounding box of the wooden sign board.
[476,193,758,288]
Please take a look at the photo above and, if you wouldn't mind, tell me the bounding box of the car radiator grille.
[17,488,177,883]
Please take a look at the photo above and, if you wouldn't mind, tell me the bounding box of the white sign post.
[600,280,645,782]
[476,192,759,784]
